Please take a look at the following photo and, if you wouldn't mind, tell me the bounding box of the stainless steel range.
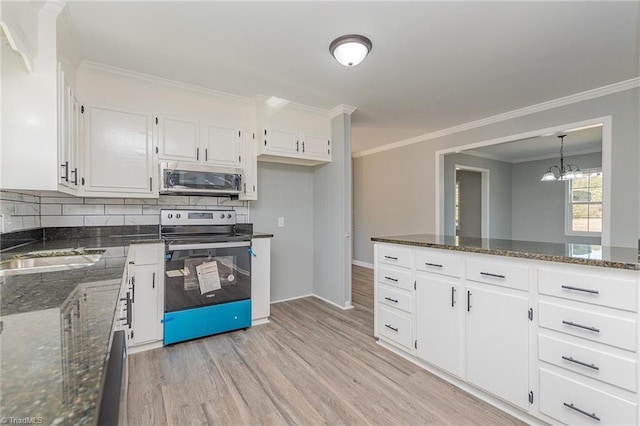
[160,209,251,345]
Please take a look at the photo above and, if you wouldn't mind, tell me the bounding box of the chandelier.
[540,135,583,181]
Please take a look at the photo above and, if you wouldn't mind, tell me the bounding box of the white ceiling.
[62,1,640,153]
[464,126,602,163]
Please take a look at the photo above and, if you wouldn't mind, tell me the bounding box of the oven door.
[164,241,251,313]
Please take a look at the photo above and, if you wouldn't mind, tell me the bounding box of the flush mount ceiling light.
[540,135,584,182]
[329,34,372,67]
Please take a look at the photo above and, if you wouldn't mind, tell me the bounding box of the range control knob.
[227,214,232,219]
[168,213,173,219]
[176,213,181,219]
[220,213,225,219]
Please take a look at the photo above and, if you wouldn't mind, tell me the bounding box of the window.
[566,170,602,235]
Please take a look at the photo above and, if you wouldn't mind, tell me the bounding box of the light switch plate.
[277,217,284,227]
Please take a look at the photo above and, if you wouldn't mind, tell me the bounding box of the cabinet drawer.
[539,334,637,392]
[538,267,637,312]
[377,306,412,349]
[378,284,413,314]
[377,246,412,269]
[539,368,636,426]
[466,258,529,291]
[415,249,460,277]
[539,301,637,352]
[378,266,414,291]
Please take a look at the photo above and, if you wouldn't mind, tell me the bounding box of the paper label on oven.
[196,261,221,294]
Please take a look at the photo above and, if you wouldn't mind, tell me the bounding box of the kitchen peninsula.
[372,234,640,425]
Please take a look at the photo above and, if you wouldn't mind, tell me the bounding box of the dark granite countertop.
[0,229,161,424]
[371,234,640,270]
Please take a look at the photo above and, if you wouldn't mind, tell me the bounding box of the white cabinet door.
[251,238,271,323]
[83,105,155,195]
[130,243,164,346]
[301,134,330,160]
[131,264,160,345]
[158,116,199,162]
[239,130,258,200]
[57,65,81,192]
[204,125,241,166]
[263,128,298,155]
[416,276,461,377]
[466,284,530,410]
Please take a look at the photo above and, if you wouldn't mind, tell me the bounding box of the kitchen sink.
[0,250,104,276]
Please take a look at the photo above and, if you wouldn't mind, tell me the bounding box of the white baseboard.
[270,293,314,304]
[251,318,270,326]
[313,294,354,310]
[128,340,163,354]
[352,260,374,269]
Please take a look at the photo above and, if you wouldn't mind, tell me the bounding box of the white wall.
[511,152,602,244]
[250,162,315,302]
[443,153,513,239]
[353,87,639,264]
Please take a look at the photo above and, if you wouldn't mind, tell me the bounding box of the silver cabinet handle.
[384,276,398,282]
[451,287,456,307]
[480,271,505,279]
[196,147,200,160]
[561,285,599,295]
[563,402,600,422]
[384,255,398,260]
[384,324,398,332]
[562,320,600,333]
[562,355,599,370]
[384,296,398,303]
[425,262,443,268]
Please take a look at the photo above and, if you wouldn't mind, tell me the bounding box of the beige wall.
[353,88,639,264]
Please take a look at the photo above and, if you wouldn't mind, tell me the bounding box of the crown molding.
[255,95,332,115]
[330,104,357,118]
[352,77,640,158]
[78,60,255,103]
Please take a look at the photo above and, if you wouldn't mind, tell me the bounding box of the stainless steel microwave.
[159,162,242,195]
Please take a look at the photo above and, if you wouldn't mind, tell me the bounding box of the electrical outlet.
[277,217,285,227]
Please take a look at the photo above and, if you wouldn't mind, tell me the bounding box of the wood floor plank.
[127,265,526,425]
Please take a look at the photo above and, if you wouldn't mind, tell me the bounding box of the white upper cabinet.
[57,64,82,194]
[157,116,241,167]
[239,130,258,201]
[257,96,331,166]
[83,104,156,196]
[157,115,199,162]
[204,124,241,167]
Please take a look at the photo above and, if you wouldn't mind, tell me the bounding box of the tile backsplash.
[0,191,248,234]
[0,191,41,233]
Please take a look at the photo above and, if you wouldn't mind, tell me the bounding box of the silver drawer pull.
[562,320,600,333]
[384,297,399,303]
[480,271,505,279]
[563,402,600,422]
[562,355,599,370]
[424,262,443,268]
[384,324,398,332]
[384,276,398,282]
[561,285,599,295]
[384,255,398,260]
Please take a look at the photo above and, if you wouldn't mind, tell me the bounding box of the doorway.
[454,165,489,238]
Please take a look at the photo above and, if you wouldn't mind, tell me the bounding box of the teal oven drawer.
[163,299,251,345]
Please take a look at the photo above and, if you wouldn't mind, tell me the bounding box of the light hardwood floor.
[127,265,525,425]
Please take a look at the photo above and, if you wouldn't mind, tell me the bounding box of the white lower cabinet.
[416,275,461,377]
[539,368,637,425]
[124,243,164,349]
[375,242,640,425]
[465,284,530,410]
[251,237,271,324]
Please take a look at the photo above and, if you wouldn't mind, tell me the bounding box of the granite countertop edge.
[371,236,640,271]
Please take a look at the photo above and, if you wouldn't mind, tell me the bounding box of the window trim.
[565,168,602,237]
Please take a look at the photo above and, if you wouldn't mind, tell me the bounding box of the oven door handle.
[167,241,251,251]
